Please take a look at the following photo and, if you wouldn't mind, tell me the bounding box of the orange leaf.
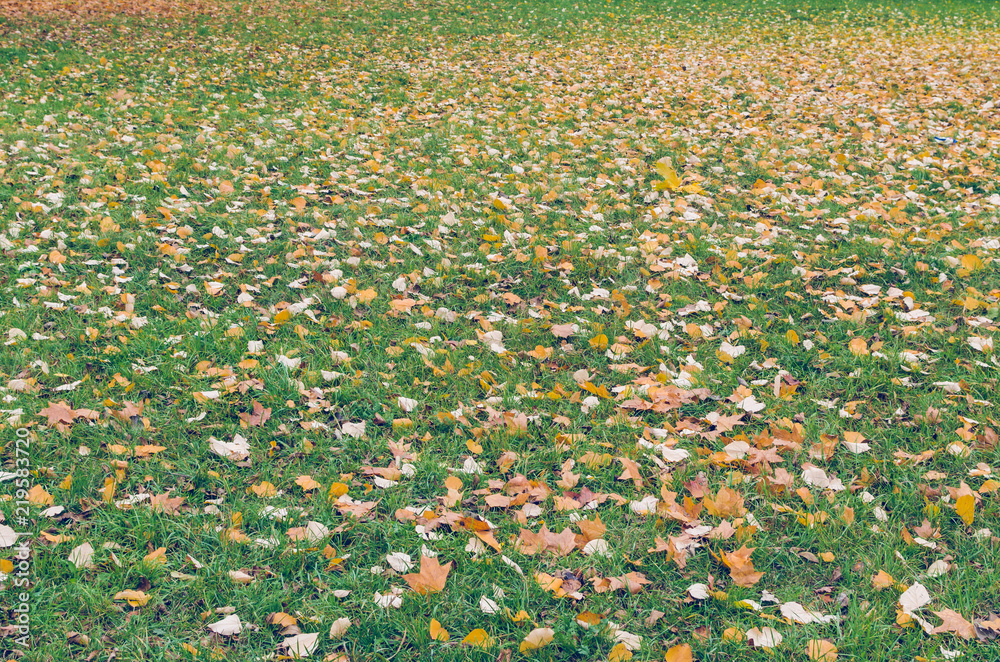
[663,643,693,662]
[402,555,452,594]
[848,337,869,356]
[723,545,764,587]
[295,475,320,491]
[806,639,838,661]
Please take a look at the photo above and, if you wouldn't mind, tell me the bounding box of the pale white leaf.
[208,614,242,636]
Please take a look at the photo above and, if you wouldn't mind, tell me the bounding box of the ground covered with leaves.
[1,0,1000,659]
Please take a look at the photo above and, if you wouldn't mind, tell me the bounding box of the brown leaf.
[239,400,272,427]
[402,555,452,594]
[577,514,606,542]
[617,456,643,489]
[931,608,975,640]
[723,545,764,587]
[38,400,76,427]
[150,492,185,515]
[550,323,576,338]
[702,486,746,518]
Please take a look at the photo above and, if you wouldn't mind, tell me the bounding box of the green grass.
[0,0,999,660]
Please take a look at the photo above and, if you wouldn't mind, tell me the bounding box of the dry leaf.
[519,627,554,653]
[806,639,838,661]
[402,555,452,594]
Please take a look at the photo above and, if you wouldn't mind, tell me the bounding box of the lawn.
[1,0,1000,659]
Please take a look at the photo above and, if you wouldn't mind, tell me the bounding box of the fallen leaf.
[113,590,149,607]
[402,555,452,594]
[280,632,319,658]
[663,643,693,662]
[519,627,554,653]
[429,618,449,642]
[746,626,782,648]
[806,639,838,661]
[461,628,492,649]
[932,609,975,640]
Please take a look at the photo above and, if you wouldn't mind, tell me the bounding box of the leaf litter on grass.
[1,0,1000,659]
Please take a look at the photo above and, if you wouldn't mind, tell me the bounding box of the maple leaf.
[239,400,272,427]
[550,323,577,338]
[872,570,895,590]
[931,609,975,640]
[295,475,320,491]
[723,545,764,587]
[27,485,53,506]
[702,486,746,518]
[617,456,643,489]
[149,492,185,515]
[38,400,76,427]
[577,514,606,541]
[402,555,452,594]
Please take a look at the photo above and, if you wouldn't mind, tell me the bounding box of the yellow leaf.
[589,334,609,350]
[848,337,869,356]
[429,618,450,642]
[113,589,150,607]
[273,309,292,325]
[655,162,682,190]
[722,627,744,642]
[327,482,349,498]
[663,643,693,662]
[786,329,800,345]
[98,477,116,503]
[461,629,492,649]
[956,484,975,525]
[806,639,838,662]
[608,643,632,662]
[356,288,377,305]
[506,608,530,623]
[289,197,307,213]
[519,628,554,653]
[266,612,298,628]
[960,254,984,271]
